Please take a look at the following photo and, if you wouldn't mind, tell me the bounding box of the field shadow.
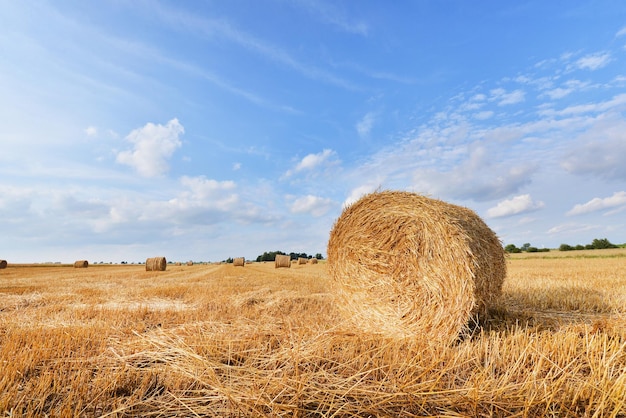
[468,287,620,337]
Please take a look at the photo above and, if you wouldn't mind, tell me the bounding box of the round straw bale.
[274,254,291,269]
[73,260,88,268]
[146,256,167,271]
[233,257,245,267]
[0,260,7,269]
[298,257,307,265]
[327,190,506,342]
[175,262,182,266]
[309,258,318,264]
[186,261,193,266]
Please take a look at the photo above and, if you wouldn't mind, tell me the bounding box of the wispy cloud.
[85,126,98,137]
[356,112,376,137]
[292,0,368,35]
[566,191,626,216]
[487,194,544,218]
[150,3,359,90]
[574,52,612,71]
[561,112,626,181]
[490,88,525,106]
[542,79,589,100]
[548,223,598,235]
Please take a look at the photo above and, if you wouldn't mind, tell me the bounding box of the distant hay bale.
[233,257,245,267]
[186,261,193,266]
[274,254,291,269]
[327,190,506,342]
[146,256,167,271]
[298,257,307,265]
[73,260,88,268]
[309,258,318,264]
[0,260,7,269]
[175,262,181,266]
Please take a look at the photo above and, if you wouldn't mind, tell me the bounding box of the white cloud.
[616,26,626,37]
[85,126,98,137]
[487,194,544,218]
[575,52,611,71]
[284,149,337,177]
[542,80,589,100]
[566,191,626,216]
[289,195,334,217]
[233,162,241,171]
[116,118,184,177]
[474,110,494,120]
[548,223,597,235]
[561,113,626,180]
[344,184,378,207]
[490,88,525,106]
[356,112,375,137]
[178,175,236,201]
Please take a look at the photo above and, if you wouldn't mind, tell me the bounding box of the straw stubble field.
[1,250,626,417]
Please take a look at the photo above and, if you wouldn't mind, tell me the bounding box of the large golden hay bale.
[146,256,167,271]
[73,260,88,268]
[274,254,291,269]
[298,257,307,265]
[327,190,506,342]
[233,257,245,267]
[309,258,318,264]
[0,260,7,269]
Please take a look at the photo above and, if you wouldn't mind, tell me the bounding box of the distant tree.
[315,253,323,260]
[527,247,539,253]
[559,244,574,251]
[591,238,618,249]
[521,243,531,252]
[256,251,286,262]
[504,244,521,253]
[575,244,585,250]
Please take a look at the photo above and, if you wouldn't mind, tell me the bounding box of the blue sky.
[1,1,625,263]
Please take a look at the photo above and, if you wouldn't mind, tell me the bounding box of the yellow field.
[1,250,626,417]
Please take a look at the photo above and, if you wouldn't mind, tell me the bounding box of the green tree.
[256,251,287,262]
[559,244,574,251]
[591,238,618,249]
[504,244,521,253]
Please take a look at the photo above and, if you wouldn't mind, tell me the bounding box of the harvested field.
[1,250,626,416]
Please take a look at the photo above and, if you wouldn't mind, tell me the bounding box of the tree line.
[557,238,619,252]
[505,238,621,253]
[255,251,323,262]
[222,251,324,263]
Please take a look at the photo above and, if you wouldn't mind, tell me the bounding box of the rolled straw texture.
[298,257,307,265]
[309,258,318,264]
[274,254,291,269]
[146,257,167,271]
[233,257,245,267]
[73,260,88,268]
[0,260,7,269]
[186,261,194,266]
[327,190,506,342]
